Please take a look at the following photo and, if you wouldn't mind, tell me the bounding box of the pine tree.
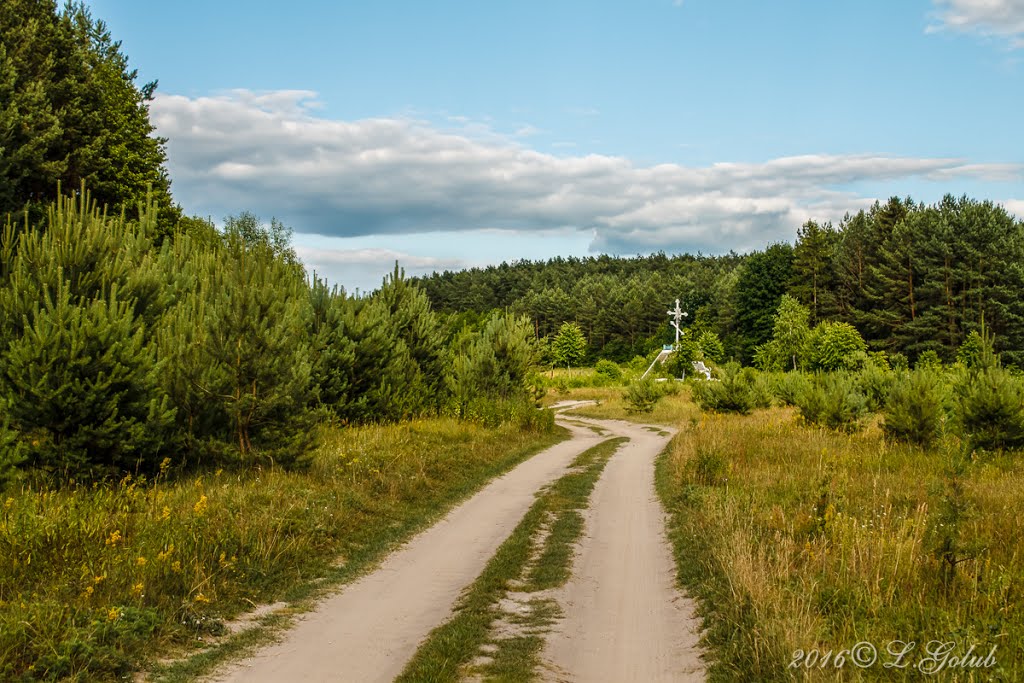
[697,330,725,364]
[449,314,539,415]
[865,211,928,356]
[882,369,948,448]
[734,243,794,363]
[343,295,422,423]
[376,263,448,412]
[181,228,315,466]
[0,2,177,229]
[308,275,356,418]
[0,192,172,478]
[0,0,64,211]
[790,220,839,325]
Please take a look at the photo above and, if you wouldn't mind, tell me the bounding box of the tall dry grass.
[658,407,1022,681]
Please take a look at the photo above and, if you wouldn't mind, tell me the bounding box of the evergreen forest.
[415,196,1024,368]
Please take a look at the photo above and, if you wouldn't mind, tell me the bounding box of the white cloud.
[152,90,1023,258]
[1004,198,1024,217]
[294,246,463,270]
[928,0,1024,47]
[294,246,468,294]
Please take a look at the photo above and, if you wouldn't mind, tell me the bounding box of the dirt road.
[210,419,605,683]
[210,407,704,682]
[541,417,704,682]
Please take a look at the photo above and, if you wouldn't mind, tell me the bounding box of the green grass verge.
[396,436,627,683]
[0,418,566,682]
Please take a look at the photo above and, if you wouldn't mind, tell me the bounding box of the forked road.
[210,407,703,682]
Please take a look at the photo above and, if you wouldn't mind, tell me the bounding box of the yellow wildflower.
[131,582,144,597]
[157,544,175,562]
[105,530,122,546]
[82,585,94,598]
[171,560,182,573]
[160,506,171,521]
[93,574,106,585]
[194,592,210,604]
[193,494,208,516]
[107,607,120,621]
[136,556,147,567]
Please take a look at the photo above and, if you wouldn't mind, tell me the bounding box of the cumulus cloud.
[152,90,1023,257]
[294,246,468,293]
[928,0,1024,47]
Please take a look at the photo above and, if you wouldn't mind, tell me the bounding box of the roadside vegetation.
[0,419,561,681]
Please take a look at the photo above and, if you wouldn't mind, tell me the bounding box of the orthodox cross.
[667,298,688,344]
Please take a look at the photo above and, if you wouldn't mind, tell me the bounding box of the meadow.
[0,418,561,681]
[657,405,1023,681]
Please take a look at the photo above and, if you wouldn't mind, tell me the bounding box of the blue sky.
[87,0,1024,292]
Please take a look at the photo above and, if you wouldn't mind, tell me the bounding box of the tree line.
[415,196,1024,368]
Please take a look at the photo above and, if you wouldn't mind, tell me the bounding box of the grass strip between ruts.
[396,436,627,683]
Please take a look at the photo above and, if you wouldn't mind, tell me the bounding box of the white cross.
[667,298,688,344]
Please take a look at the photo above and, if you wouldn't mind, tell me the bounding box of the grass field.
[657,406,1024,681]
[0,418,564,681]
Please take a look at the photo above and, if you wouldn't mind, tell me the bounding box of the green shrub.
[461,397,555,432]
[668,338,702,378]
[697,331,725,364]
[890,352,909,371]
[796,373,868,432]
[691,363,756,415]
[594,359,623,381]
[770,372,810,406]
[627,355,649,374]
[806,322,867,371]
[916,349,943,370]
[624,378,664,413]
[661,378,683,396]
[856,361,895,413]
[957,331,986,369]
[749,370,774,409]
[956,367,1024,451]
[882,370,949,448]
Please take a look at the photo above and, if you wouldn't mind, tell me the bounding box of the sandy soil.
[541,417,705,682]
[208,419,603,683]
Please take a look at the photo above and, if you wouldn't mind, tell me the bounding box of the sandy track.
[542,417,705,682]
[209,419,604,683]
